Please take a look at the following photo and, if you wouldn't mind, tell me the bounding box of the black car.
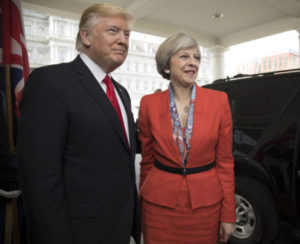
[204,69,300,244]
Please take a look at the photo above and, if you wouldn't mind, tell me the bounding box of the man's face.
[81,15,130,73]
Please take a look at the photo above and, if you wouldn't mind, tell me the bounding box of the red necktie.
[103,75,128,143]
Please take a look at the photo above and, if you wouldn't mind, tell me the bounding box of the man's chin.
[107,59,126,72]
[113,57,126,66]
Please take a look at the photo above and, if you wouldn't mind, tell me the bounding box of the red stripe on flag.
[1,0,11,64]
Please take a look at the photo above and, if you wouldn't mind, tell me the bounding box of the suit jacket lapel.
[188,86,205,165]
[72,56,129,150]
[159,89,183,165]
[112,78,136,156]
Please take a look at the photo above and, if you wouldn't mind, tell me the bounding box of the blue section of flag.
[0,66,23,104]
[0,65,19,141]
[11,66,23,103]
[11,67,23,89]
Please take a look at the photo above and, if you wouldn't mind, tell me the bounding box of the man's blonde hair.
[76,3,134,51]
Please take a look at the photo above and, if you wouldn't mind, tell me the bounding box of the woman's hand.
[219,222,236,243]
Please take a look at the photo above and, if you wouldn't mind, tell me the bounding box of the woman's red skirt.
[141,178,221,244]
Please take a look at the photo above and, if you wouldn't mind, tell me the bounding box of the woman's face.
[169,47,200,88]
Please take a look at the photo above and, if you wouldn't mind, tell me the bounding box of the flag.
[0,0,29,117]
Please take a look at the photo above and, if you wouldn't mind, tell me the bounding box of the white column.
[208,45,228,81]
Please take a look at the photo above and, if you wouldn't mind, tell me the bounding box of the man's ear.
[80,29,91,47]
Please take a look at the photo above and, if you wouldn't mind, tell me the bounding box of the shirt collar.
[79,53,111,84]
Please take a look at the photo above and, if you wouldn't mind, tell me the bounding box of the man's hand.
[219,222,236,243]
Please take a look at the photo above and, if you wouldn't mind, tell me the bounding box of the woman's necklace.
[183,106,189,113]
[175,98,190,113]
[173,85,192,114]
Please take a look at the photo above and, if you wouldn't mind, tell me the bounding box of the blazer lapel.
[159,89,182,165]
[188,86,206,165]
[72,56,129,150]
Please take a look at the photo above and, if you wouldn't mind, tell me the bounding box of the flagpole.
[4,64,14,153]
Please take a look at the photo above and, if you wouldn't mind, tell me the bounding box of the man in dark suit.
[17,3,140,244]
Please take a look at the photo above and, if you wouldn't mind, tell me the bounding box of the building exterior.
[235,49,300,75]
[261,50,299,72]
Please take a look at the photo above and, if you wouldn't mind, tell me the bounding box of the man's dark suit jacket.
[17,56,141,244]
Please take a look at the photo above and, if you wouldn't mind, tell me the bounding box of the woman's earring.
[164,69,170,74]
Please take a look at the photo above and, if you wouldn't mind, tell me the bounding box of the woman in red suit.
[138,32,236,244]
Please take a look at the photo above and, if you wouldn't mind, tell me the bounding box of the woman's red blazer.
[138,85,236,223]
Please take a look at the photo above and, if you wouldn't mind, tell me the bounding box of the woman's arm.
[138,97,154,188]
[215,93,236,223]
